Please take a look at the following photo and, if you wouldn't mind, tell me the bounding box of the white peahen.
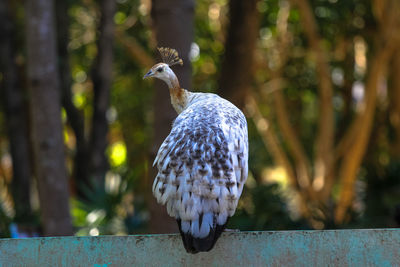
[144,47,248,253]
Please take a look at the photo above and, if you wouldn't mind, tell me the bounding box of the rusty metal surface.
[0,229,399,266]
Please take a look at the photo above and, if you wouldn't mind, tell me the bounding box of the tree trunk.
[89,0,116,186]
[335,0,400,224]
[290,0,335,202]
[0,0,33,222]
[55,0,89,196]
[25,0,73,236]
[389,48,400,157]
[149,0,194,233]
[335,46,394,224]
[218,0,261,109]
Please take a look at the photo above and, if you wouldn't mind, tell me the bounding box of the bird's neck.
[164,71,191,114]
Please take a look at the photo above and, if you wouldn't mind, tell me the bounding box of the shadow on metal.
[1,229,399,266]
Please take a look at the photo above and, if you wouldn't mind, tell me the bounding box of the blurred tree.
[56,0,89,196]
[334,0,400,224]
[0,0,33,223]
[25,0,72,236]
[89,0,116,185]
[219,0,261,109]
[388,49,400,157]
[149,0,195,233]
[248,0,400,227]
[1,0,399,237]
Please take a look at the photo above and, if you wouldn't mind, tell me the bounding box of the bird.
[144,47,248,254]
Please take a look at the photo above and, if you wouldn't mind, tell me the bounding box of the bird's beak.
[143,70,154,79]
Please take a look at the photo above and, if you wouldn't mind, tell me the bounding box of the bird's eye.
[157,68,163,73]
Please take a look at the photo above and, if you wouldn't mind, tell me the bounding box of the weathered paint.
[0,229,399,266]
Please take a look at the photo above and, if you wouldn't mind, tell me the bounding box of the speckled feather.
[152,92,248,250]
[144,47,248,253]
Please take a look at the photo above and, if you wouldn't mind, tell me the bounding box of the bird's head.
[143,47,183,84]
[143,62,172,80]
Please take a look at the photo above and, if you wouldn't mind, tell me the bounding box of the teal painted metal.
[1,229,400,266]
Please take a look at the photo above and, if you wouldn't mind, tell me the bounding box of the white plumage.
[144,48,248,253]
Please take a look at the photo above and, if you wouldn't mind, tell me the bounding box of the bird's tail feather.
[177,218,228,254]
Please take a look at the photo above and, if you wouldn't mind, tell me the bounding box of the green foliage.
[72,169,148,235]
[353,160,400,228]
[229,183,306,230]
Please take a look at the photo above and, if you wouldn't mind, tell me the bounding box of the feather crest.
[158,47,183,67]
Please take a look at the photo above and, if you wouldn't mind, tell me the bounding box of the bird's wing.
[152,103,248,238]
